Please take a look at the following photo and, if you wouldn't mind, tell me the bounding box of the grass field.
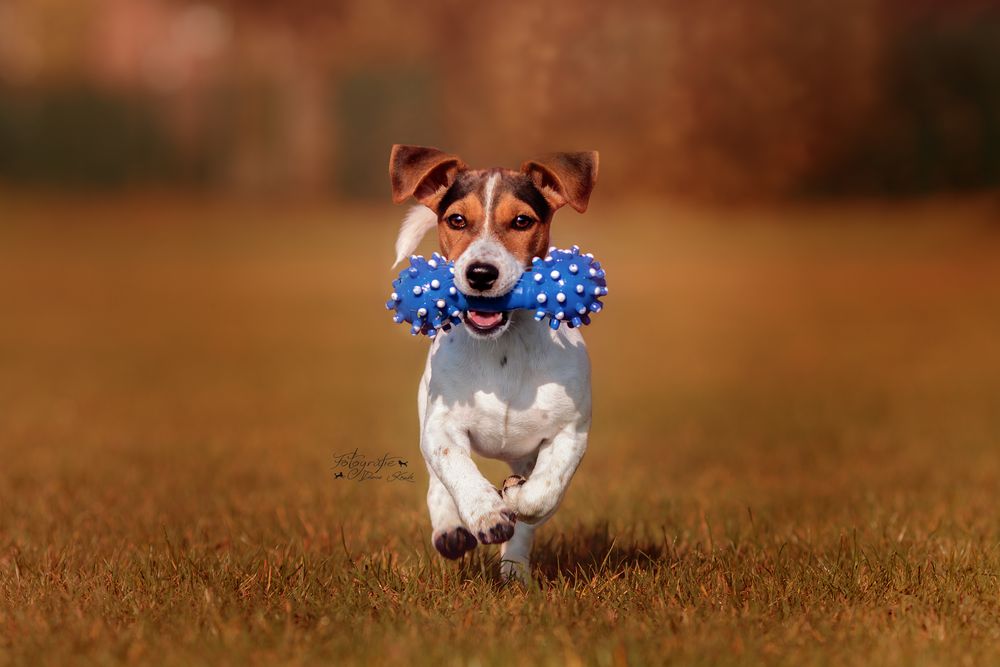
[1,194,999,666]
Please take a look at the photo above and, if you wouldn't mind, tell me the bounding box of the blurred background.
[1,0,999,199]
[3,3,1000,661]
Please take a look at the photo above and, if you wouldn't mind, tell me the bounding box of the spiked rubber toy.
[385,246,608,338]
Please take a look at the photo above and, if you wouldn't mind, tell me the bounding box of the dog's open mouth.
[463,310,509,334]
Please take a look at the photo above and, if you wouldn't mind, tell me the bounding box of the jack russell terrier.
[388,145,599,582]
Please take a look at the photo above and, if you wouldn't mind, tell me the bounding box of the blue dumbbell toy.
[385,246,608,338]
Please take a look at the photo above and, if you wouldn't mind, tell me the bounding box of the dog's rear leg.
[499,456,537,583]
[426,467,477,559]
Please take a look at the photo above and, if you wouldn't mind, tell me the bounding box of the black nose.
[466,262,499,291]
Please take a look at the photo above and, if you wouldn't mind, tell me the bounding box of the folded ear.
[520,151,599,213]
[389,145,466,209]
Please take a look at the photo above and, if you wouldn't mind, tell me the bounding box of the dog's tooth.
[536,293,547,304]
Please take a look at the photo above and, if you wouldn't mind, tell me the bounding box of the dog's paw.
[500,475,528,516]
[500,475,547,525]
[467,503,517,545]
[432,526,478,560]
[500,557,532,586]
[501,475,526,494]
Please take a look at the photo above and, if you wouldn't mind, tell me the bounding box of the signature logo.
[332,449,415,483]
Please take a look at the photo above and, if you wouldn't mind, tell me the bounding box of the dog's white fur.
[393,205,437,266]
[399,212,592,582]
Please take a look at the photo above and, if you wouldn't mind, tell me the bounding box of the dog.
[388,145,598,582]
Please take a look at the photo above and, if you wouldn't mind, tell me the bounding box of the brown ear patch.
[521,151,599,213]
[389,145,466,208]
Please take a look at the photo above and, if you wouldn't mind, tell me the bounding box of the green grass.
[1,194,999,666]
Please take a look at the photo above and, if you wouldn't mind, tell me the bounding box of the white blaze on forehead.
[481,172,501,233]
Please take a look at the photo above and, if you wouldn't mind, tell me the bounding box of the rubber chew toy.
[385,246,609,338]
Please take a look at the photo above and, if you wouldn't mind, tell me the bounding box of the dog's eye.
[511,214,535,230]
[446,214,467,230]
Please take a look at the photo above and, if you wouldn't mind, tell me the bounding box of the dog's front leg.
[421,417,516,545]
[501,418,589,525]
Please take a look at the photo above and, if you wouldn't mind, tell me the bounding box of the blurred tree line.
[0,0,998,200]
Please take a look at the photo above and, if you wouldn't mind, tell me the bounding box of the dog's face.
[390,146,598,339]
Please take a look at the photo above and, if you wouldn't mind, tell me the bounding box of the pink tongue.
[468,311,502,328]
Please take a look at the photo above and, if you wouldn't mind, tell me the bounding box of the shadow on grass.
[454,521,665,586]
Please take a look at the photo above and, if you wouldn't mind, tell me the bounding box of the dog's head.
[389,145,598,339]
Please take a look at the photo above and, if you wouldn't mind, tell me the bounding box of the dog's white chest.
[419,317,591,461]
